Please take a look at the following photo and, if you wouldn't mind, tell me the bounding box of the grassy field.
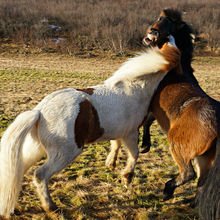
[0,53,220,219]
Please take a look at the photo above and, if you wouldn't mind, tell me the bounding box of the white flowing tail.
[0,110,40,217]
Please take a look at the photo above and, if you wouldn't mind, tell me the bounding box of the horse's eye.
[157,17,163,21]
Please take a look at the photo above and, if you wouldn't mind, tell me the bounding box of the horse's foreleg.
[163,143,196,201]
[105,140,121,171]
[141,113,155,153]
[33,144,82,212]
[121,131,139,186]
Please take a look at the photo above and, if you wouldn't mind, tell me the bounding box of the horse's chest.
[159,84,194,119]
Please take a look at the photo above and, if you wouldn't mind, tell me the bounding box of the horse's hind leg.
[121,131,139,186]
[163,143,196,200]
[194,141,216,187]
[191,143,216,207]
[106,140,121,171]
[33,144,82,212]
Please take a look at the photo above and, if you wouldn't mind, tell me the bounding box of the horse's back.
[34,88,87,146]
[33,87,124,146]
[89,85,148,139]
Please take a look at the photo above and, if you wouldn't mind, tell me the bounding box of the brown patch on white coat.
[76,88,95,95]
[75,98,104,148]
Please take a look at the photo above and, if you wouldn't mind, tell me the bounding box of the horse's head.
[143,9,185,48]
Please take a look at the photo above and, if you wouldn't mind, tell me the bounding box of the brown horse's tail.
[199,136,220,220]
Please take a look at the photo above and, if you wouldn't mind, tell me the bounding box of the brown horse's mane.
[163,9,196,83]
[162,8,182,22]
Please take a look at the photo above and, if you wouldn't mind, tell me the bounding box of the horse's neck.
[180,56,199,86]
[180,53,196,79]
[175,34,198,84]
[118,71,167,102]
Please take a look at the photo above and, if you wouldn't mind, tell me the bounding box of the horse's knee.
[106,140,121,171]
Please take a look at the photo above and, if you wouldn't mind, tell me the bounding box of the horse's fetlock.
[179,169,195,184]
[47,201,58,212]
[107,162,116,171]
[105,156,116,171]
[140,145,151,153]
[189,168,196,179]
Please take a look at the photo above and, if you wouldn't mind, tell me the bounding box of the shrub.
[0,0,219,54]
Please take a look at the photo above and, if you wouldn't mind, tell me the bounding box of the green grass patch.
[1,55,217,219]
[0,68,105,83]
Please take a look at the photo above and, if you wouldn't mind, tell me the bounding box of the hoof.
[163,193,173,201]
[190,195,199,208]
[190,199,197,208]
[163,179,176,201]
[50,203,59,212]
[182,198,194,205]
[123,172,134,186]
[140,145,151,153]
[43,202,58,213]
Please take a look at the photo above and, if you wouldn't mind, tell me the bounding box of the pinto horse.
[0,36,180,217]
[142,8,220,210]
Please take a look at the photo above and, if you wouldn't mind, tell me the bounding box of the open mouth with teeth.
[143,31,169,48]
[144,33,157,45]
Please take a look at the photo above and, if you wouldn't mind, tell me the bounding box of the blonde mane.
[105,48,168,88]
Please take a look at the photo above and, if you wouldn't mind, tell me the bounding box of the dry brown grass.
[0,0,220,53]
[0,53,220,219]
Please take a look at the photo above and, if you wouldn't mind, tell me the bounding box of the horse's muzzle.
[142,28,160,46]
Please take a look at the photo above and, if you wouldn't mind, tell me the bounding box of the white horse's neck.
[104,48,168,89]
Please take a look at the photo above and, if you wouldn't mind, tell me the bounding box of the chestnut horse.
[142,8,220,217]
[106,9,220,216]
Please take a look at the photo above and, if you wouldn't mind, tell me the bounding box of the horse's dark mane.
[163,9,197,83]
[173,22,194,73]
[163,8,182,23]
